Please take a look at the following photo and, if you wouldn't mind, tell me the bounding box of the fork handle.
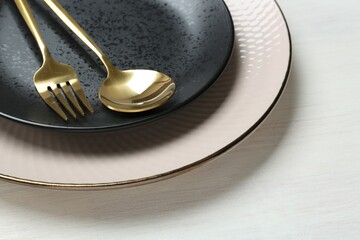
[14,0,51,60]
[44,0,115,73]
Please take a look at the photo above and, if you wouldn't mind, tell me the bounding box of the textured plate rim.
[0,0,292,190]
[0,0,235,132]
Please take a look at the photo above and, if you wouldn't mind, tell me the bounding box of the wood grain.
[0,0,359,239]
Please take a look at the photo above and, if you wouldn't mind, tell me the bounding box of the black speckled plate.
[0,0,234,131]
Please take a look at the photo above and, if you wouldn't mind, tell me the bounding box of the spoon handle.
[44,0,114,72]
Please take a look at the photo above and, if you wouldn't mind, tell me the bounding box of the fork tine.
[69,80,94,113]
[51,87,77,119]
[59,82,85,116]
[40,90,68,121]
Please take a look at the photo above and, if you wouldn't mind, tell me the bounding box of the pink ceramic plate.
[0,0,291,189]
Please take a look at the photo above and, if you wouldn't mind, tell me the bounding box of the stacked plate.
[0,0,291,189]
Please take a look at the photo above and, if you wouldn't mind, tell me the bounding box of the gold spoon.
[44,0,176,113]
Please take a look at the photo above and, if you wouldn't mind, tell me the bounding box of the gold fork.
[14,0,93,121]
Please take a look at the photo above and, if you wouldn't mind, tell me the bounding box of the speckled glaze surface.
[0,0,234,130]
[0,0,291,189]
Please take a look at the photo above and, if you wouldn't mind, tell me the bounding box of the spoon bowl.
[99,69,175,112]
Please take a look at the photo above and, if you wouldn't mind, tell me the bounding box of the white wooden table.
[1,0,359,239]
